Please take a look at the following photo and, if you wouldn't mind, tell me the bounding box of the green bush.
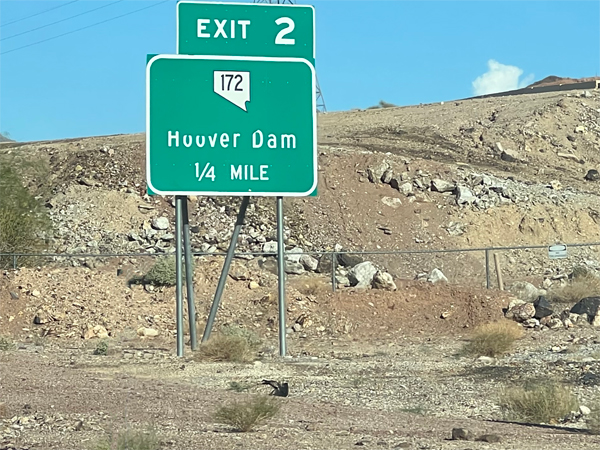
[499,382,579,423]
[92,428,159,450]
[213,395,280,432]
[0,165,52,269]
[227,381,252,392]
[93,340,109,356]
[0,336,14,351]
[141,256,193,286]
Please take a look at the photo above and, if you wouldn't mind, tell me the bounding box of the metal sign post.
[180,196,198,351]
[175,197,185,357]
[276,196,287,356]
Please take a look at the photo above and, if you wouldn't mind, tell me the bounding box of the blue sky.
[0,0,599,142]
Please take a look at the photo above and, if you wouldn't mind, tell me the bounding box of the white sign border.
[146,54,317,197]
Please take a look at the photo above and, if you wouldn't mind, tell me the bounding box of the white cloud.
[472,60,534,96]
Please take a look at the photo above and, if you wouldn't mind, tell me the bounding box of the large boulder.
[285,247,304,263]
[571,297,600,320]
[316,254,333,273]
[338,253,363,268]
[263,241,278,254]
[431,179,455,193]
[381,168,394,184]
[509,281,546,303]
[506,302,536,322]
[348,261,378,288]
[300,254,319,271]
[372,270,397,291]
[533,296,553,319]
[367,162,390,183]
[284,261,305,275]
[456,186,475,205]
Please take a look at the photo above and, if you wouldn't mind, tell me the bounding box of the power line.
[2,1,124,42]
[0,0,80,27]
[1,1,171,56]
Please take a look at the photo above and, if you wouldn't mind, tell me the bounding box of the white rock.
[367,162,390,183]
[579,405,591,416]
[399,182,413,196]
[456,186,475,205]
[477,356,495,364]
[348,261,378,288]
[381,196,402,208]
[507,298,526,311]
[335,275,350,287]
[427,268,448,284]
[509,281,546,302]
[151,217,169,230]
[522,318,540,328]
[431,179,455,193]
[284,261,305,275]
[507,302,535,322]
[285,247,304,263]
[263,241,278,254]
[137,327,159,337]
[300,254,319,271]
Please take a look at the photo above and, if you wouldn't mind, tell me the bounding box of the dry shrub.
[92,428,159,450]
[549,273,600,304]
[195,334,255,363]
[499,383,579,423]
[0,402,8,419]
[213,395,280,432]
[220,324,262,349]
[462,321,523,357]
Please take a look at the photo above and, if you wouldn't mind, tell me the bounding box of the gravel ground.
[2,328,600,450]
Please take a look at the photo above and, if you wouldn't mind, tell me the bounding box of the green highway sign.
[177,1,314,62]
[146,54,316,196]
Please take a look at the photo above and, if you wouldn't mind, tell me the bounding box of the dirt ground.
[2,327,600,450]
[2,264,600,450]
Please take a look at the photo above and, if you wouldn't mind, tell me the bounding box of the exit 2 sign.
[176,1,315,61]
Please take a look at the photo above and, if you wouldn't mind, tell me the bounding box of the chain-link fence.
[4,242,600,291]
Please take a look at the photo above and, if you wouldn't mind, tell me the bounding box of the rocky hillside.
[1,88,599,284]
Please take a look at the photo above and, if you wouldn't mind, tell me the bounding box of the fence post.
[494,252,504,291]
[331,252,336,292]
[12,255,17,270]
[485,249,490,289]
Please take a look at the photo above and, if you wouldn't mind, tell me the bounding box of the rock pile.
[505,290,600,329]
[366,161,591,211]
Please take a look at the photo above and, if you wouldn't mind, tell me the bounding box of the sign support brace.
[202,196,250,343]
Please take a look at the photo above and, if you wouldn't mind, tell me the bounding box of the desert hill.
[1,87,599,287]
[3,85,600,450]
